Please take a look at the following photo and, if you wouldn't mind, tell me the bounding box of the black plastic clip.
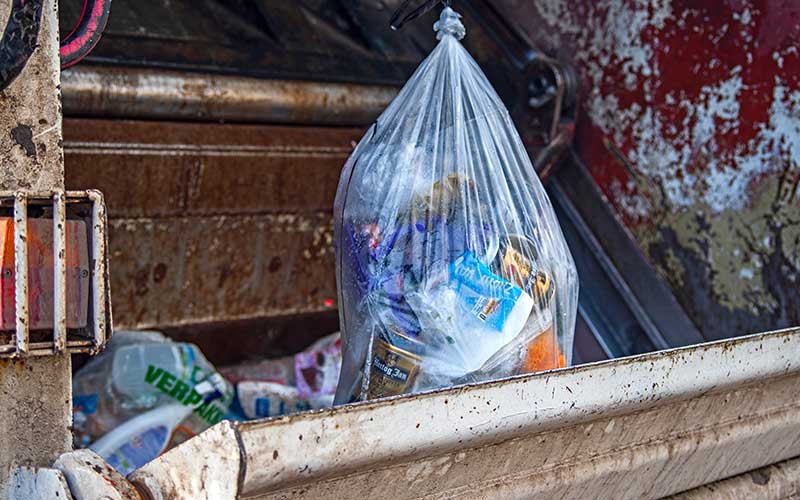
[390,0,451,31]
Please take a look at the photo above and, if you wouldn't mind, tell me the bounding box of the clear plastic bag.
[333,7,578,404]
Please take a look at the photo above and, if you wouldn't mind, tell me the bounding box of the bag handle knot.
[434,6,465,40]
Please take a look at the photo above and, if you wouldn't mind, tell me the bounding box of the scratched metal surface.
[0,1,74,495]
[64,119,362,330]
[129,328,800,499]
[494,0,800,341]
[0,0,63,191]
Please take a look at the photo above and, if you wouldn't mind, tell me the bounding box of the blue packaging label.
[73,394,98,415]
[254,397,311,418]
[106,426,169,476]
[449,251,525,333]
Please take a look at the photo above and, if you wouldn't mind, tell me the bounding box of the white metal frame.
[129,327,800,500]
[0,189,111,357]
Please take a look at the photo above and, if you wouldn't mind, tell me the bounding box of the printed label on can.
[367,339,421,399]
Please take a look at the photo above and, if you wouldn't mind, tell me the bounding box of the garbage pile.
[220,332,341,419]
[73,331,234,475]
[332,7,578,404]
[73,331,341,475]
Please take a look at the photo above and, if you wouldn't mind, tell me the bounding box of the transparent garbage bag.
[333,7,578,404]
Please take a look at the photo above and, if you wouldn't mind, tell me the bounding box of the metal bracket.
[457,0,578,180]
[0,190,111,357]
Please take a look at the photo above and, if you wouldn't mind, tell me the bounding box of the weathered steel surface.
[495,0,800,341]
[64,119,360,217]
[8,466,73,500]
[64,119,361,329]
[130,328,800,499]
[62,66,399,126]
[0,0,63,191]
[0,190,112,357]
[53,449,142,500]
[57,0,428,86]
[551,160,705,351]
[132,420,241,500]
[106,213,337,329]
[0,355,73,494]
[668,457,800,499]
[87,189,112,349]
[56,0,510,92]
[0,0,72,496]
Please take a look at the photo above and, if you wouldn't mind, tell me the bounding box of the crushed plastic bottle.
[72,331,234,473]
[220,332,342,419]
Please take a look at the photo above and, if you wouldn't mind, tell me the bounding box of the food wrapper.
[221,332,342,419]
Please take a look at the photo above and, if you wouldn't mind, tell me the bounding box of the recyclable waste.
[333,6,579,404]
[73,330,343,474]
[221,332,342,419]
[72,331,234,475]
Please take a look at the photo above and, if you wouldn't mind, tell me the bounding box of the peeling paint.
[500,0,800,340]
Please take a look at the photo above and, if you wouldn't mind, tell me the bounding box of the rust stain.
[63,119,360,329]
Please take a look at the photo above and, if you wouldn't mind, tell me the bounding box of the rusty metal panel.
[106,213,337,329]
[61,66,398,126]
[64,119,361,329]
[129,328,800,500]
[493,0,800,342]
[64,119,361,217]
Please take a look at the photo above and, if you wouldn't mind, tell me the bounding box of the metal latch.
[0,190,111,357]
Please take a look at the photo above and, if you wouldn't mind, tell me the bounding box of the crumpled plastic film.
[72,331,234,474]
[333,7,578,404]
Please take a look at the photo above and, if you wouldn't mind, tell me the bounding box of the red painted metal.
[497,0,800,340]
[568,0,800,226]
[59,0,111,68]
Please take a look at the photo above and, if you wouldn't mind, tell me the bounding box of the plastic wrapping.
[333,7,578,404]
[72,331,233,474]
[220,332,342,419]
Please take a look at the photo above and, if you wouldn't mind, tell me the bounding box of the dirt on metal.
[495,0,800,341]
[129,328,800,500]
[64,119,361,330]
[0,0,63,192]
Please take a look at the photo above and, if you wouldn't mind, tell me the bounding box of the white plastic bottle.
[111,343,209,404]
[89,403,192,476]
